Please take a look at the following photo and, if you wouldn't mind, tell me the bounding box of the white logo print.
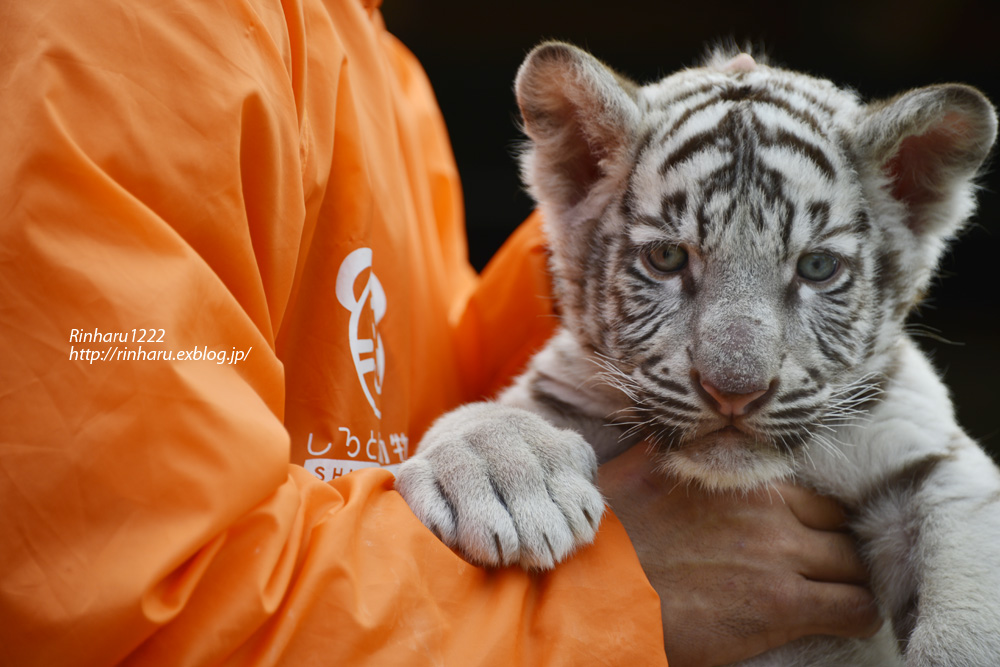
[336,248,386,418]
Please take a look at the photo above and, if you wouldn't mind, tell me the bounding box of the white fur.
[395,43,1000,664]
[394,401,605,570]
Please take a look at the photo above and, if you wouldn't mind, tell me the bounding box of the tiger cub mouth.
[653,407,799,491]
[657,427,794,491]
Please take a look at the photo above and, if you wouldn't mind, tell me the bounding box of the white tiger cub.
[395,43,1000,665]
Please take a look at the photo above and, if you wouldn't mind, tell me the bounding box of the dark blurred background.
[382,0,1000,457]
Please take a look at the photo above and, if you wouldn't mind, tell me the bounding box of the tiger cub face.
[515,43,996,490]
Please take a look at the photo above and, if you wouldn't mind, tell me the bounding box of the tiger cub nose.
[698,377,774,417]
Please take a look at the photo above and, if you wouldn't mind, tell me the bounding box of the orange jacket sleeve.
[0,1,668,665]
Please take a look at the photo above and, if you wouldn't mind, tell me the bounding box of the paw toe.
[395,459,458,544]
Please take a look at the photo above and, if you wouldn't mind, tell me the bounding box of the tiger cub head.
[515,42,996,490]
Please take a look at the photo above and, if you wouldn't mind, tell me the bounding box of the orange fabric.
[456,212,565,401]
[0,0,667,665]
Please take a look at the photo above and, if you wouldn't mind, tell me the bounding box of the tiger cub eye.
[643,244,688,274]
[797,252,839,282]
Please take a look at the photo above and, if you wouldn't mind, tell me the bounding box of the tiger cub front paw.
[395,402,605,570]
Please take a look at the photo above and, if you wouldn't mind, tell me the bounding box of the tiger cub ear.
[515,42,642,214]
[854,84,997,240]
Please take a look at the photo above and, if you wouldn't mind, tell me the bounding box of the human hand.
[599,444,882,667]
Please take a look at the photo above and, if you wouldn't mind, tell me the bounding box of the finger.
[793,581,883,641]
[601,440,656,473]
[795,530,870,585]
[775,483,849,531]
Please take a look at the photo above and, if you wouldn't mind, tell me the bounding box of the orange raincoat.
[0,0,667,664]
